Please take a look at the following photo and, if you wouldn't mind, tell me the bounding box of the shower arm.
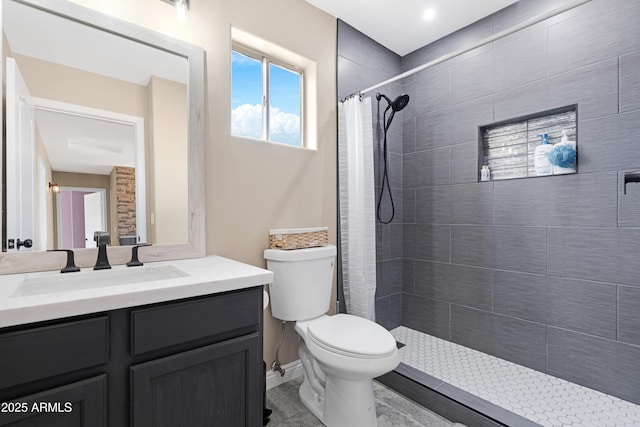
[347,0,592,99]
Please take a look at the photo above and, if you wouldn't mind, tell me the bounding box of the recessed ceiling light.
[423,8,436,21]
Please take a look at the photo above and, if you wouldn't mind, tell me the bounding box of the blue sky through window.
[231,51,301,146]
[269,63,301,146]
[231,51,262,139]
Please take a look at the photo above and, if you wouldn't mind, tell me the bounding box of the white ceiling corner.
[306,0,520,56]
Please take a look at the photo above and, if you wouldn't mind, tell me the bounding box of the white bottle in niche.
[534,133,553,176]
[551,130,577,175]
[480,165,491,181]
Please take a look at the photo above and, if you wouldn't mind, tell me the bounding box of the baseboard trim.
[266,359,303,390]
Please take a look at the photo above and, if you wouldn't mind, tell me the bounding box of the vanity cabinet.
[129,287,263,427]
[0,286,263,427]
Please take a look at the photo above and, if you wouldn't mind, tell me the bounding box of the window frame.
[232,44,304,147]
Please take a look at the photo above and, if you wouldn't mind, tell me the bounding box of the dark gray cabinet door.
[0,375,106,427]
[131,332,262,427]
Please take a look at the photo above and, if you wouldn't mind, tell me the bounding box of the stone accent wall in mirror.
[0,0,205,274]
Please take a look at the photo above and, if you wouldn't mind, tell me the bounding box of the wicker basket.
[269,227,329,250]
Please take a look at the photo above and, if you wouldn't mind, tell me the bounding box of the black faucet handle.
[94,243,111,270]
[623,172,640,195]
[48,249,81,273]
[127,244,152,267]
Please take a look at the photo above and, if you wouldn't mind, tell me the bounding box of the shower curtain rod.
[351,0,592,98]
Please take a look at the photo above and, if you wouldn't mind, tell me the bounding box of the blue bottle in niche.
[534,133,553,176]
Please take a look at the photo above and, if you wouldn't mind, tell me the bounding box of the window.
[231,47,302,147]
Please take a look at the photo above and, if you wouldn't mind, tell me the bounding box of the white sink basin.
[12,265,189,297]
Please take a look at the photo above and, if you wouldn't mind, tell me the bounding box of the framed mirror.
[1,0,205,274]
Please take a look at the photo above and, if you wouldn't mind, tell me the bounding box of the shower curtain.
[338,96,377,321]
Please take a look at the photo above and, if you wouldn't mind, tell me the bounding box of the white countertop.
[0,256,273,328]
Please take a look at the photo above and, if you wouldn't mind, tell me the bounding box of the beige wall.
[13,53,146,117]
[67,0,337,367]
[146,76,188,244]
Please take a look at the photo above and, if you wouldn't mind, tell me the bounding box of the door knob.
[17,239,33,249]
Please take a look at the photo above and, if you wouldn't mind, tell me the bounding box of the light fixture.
[49,182,61,193]
[161,0,188,21]
[423,8,436,21]
[175,0,188,21]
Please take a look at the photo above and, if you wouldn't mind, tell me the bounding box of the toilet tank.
[263,245,336,321]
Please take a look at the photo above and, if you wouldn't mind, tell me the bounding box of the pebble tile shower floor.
[391,326,640,427]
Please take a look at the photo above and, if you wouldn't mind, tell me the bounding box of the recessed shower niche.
[479,105,578,181]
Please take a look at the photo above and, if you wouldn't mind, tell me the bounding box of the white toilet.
[264,244,399,427]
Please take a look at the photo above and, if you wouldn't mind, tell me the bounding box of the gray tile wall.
[339,0,640,405]
[401,0,640,405]
[337,20,404,330]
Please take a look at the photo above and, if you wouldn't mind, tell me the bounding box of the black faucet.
[94,243,111,270]
[48,249,81,273]
[127,244,152,267]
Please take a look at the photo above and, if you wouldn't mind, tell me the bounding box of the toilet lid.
[307,314,397,358]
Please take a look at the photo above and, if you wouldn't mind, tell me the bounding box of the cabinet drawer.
[0,375,107,427]
[131,288,261,356]
[0,317,109,389]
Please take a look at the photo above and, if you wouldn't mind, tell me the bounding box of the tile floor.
[392,326,640,427]
[265,377,454,426]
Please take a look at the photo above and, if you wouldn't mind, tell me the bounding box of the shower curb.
[379,363,541,427]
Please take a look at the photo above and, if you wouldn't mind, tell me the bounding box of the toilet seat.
[306,314,397,359]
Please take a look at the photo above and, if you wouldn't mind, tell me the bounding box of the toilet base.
[293,317,399,427]
[299,373,378,427]
[299,376,325,422]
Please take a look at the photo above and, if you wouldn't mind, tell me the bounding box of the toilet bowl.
[296,314,399,426]
[299,314,399,379]
[264,245,399,427]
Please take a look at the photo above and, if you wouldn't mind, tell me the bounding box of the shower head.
[391,94,410,112]
[376,93,410,111]
[377,93,410,129]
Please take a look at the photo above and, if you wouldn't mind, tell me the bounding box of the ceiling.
[3,0,188,86]
[34,110,137,176]
[305,0,520,56]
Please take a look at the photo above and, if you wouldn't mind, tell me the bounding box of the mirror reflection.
[2,0,190,252]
